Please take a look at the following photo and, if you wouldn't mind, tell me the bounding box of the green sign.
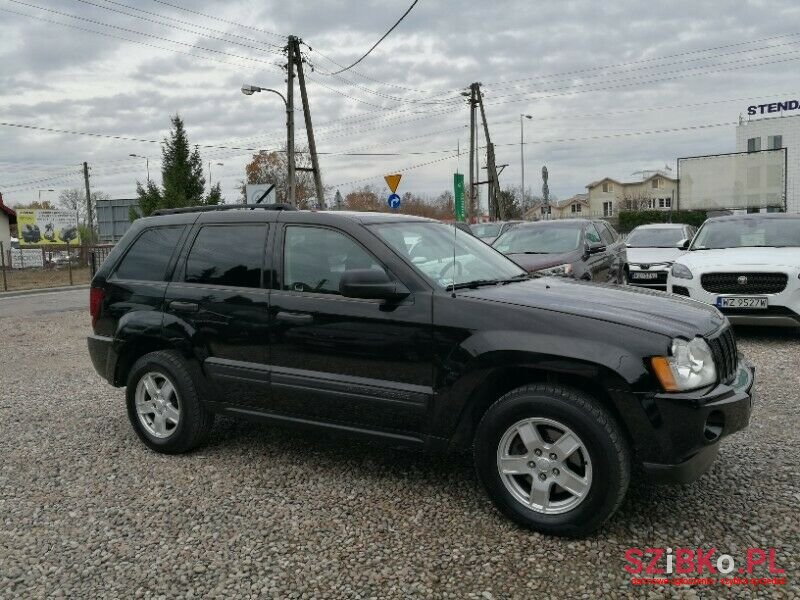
[453,173,465,221]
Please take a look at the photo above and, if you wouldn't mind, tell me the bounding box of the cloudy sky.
[1,0,799,211]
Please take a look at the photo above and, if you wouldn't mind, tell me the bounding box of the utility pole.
[466,83,478,222]
[476,87,504,220]
[83,162,94,235]
[285,38,297,206]
[289,36,325,209]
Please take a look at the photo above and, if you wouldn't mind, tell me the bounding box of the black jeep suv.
[88,205,754,537]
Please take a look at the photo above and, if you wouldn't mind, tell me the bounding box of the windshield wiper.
[520,251,547,254]
[499,274,530,284]
[446,274,529,291]
[446,279,501,291]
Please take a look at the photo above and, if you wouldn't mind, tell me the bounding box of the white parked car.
[667,214,800,327]
[625,223,696,290]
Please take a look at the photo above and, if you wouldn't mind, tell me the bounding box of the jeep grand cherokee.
[87,205,754,537]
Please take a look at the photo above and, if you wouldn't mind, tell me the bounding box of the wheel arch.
[447,362,634,453]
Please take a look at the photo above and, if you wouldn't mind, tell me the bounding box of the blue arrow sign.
[387,193,401,209]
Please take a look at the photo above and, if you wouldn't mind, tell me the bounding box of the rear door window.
[185,225,267,288]
[114,227,184,281]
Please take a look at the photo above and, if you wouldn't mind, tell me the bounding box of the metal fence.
[0,242,114,293]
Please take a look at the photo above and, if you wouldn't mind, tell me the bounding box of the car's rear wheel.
[474,384,630,537]
[126,351,214,454]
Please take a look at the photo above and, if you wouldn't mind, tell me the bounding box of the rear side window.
[114,227,184,281]
[185,225,267,288]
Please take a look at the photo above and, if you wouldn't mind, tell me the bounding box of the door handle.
[169,300,199,313]
[276,311,313,324]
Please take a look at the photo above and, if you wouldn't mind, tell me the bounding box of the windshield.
[493,225,583,254]
[691,217,800,250]
[369,222,527,289]
[626,227,686,248]
[471,223,502,238]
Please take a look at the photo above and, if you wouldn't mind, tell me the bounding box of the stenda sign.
[747,100,800,116]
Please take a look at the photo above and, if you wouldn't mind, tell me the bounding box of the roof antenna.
[451,222,458,298]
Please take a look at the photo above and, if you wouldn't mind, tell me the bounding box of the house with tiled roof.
[0,192,17,253]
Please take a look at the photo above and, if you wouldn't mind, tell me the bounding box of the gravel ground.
[0,309,798,599]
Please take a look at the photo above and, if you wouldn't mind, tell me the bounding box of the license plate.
[716,296,768,309]
[631,272,659,280]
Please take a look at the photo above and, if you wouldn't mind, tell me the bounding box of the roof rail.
[151,203,297,216]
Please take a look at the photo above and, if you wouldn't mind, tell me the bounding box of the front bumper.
[623,358,755,484]
[667,271,800,327]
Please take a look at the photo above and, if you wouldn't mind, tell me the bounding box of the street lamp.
[208,162,224,190]
[129,154,150,183]
[38,188,55,201]
[241,83,294,206]
[520,114,532,209]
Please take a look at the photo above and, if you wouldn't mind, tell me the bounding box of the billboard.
[677,149,786,211]
[16,209,80,246]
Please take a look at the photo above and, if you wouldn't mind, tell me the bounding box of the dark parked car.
[492,219,627,283]
[88,205,753,537]
[471,220,522,244]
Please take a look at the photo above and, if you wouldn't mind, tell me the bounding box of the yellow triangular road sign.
[384,174,402,193]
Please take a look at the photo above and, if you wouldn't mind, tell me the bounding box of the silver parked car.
[625,223,696,290]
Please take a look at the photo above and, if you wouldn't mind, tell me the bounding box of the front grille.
[701,272,788,294]
[707,326,738,385]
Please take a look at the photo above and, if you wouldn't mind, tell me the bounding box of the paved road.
[0,288,87,319]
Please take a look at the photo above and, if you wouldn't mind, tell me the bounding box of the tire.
[126,350,214,454]
[474,384,630,537]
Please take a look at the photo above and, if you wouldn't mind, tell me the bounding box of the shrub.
[618,210,707,233]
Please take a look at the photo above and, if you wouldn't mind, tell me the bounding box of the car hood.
[626,247,685,265]
[506,251,581,272]
[480,236,498,245]
[676,247,800,270]
[460,277,724,338]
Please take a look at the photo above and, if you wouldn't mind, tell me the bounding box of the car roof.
[140,207,437,227]
[632,223,688,230]
[514,219,589,227]
[704,213,799,223]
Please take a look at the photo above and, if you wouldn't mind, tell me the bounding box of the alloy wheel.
[496,417,593,514]
[135,371,181,439]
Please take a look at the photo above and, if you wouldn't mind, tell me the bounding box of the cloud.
[1,0,799,207]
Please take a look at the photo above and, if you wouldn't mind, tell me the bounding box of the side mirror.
[676,238,690,250]
[339,269,409,301]
[586,241,606,255]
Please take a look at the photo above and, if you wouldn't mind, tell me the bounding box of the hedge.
[618,210,708,233]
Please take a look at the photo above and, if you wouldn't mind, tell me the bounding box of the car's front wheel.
[474,384,630,537]
[126,351,214,454]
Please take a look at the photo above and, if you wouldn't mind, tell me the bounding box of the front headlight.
[671,263,693,280]
[538,263,573,277]
[651,337,717,391]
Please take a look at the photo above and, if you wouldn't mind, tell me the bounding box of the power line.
[6,0,284,66]
[481,51,800,109]
[0,6,283,71]
[481,31,800,88]
[72,0,285,55]
[327,0,420,75]
[149,0,285,39]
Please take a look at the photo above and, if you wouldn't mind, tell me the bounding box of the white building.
[736,112,800,213]
[0,192,16,254]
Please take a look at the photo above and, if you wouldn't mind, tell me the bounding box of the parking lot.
[0,306,797,599]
